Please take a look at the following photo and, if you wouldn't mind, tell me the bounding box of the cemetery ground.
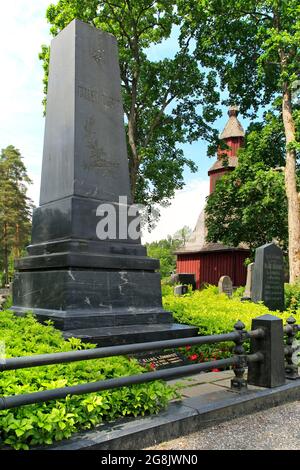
[149,400,300,450]
[0,284,299,450]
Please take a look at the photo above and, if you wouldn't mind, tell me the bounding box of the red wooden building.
[176,107,250,289]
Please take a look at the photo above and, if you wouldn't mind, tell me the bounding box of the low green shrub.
[0,311,174,450]
[2,295,12,310]
[232,286,245,298]
[163,285,300,364]
[284,282,300,310]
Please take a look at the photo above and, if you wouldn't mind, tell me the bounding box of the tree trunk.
[282,86,300,282]
[127,119,139,202]
[127,65,139,203]
[3,222,8,286]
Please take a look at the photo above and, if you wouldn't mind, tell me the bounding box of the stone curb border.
[50,380,300,450]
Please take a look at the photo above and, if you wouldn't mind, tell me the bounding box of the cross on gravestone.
[218,275,233,297]
[11,20,196,346]
[241,262,255,301]
[252,243,284,311]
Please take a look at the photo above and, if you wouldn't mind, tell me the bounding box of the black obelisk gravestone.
[12,20,197,345]
[252,242,285,311]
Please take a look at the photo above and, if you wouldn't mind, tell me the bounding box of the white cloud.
[142,179,209,243]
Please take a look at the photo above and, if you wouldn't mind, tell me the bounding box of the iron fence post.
[285,316,299,380]
[248,315,285,388]
[231,320,248,391]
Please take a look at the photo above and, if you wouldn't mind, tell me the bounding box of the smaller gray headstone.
[242,262,255,300]
[252,242,284,311]
[218,275,233,297]
[174,285,188,296]
[171,273,196,290]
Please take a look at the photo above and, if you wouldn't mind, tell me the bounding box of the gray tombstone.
[12,20,196,345]
[242,262,255,301]
[174,285,189,296]
[252,243,284,311]
[218,275,233,297]
[171,273,196,290]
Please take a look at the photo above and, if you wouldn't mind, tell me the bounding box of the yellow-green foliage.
[285,282,300,310]
[163,285,300,334]
[162,285,300,362]
[0,311,174,450]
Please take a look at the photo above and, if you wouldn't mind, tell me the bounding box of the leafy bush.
[232,286,245,298]
[284,282,300,310]
[0,311,174,450]
[163,285,300,363]
[2,295,12,310]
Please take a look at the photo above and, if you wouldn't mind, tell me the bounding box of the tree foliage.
[0,146,33,285]
[172,225,192,245]
[205,113,289,251]
[179,0,300,117]
[180,0,300,280]
[40,0,221,215]
[146,226,191,278]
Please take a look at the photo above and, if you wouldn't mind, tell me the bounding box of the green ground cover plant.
[1,285,299,449]
[162,285,300,364]
[0,311,174,450]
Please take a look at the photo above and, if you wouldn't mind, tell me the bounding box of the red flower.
[189,354,198,361]
[185,345,191,351]
[149,362,156,370]
[212,368,220,372]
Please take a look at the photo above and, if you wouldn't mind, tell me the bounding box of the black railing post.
[248,314,285,388]
[231,320,248,391]
[285,316,299,380]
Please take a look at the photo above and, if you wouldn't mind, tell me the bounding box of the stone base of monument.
[12,248,197,346]
[12,213,198,345]
[63,324,198,347]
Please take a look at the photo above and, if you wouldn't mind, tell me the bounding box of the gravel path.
[148,401,300,450]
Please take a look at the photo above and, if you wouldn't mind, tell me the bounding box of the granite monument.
[12,20,197,345]
[251,242,284,311]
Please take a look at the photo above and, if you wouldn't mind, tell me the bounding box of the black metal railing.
[284,315,300,379]
[0,314,299,411]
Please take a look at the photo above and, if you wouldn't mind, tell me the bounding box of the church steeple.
[208,106,245,194]
[219,106,245,154]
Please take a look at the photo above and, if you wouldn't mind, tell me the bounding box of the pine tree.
[0,146,33,285]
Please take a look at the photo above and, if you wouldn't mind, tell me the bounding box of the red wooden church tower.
[176,106,250,289]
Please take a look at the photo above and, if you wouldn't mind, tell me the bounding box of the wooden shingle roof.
[220,106,245,139]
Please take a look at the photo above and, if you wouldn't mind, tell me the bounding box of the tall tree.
[40,0,221,217]
[173,225,192,245]
[205,113,289,252]
[146,231,186,278]
[180,0,300,281]
[0,146,33,285]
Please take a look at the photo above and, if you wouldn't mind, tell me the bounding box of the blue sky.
[0,2,249,242]
[0,1,51,204]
